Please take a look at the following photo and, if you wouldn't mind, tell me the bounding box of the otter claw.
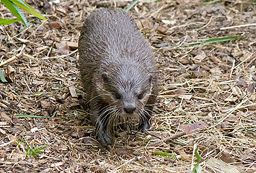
[96,132,113,147]
[138,120,150,132]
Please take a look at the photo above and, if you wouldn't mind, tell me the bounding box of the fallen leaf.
[140,19,153,30]
[193,51,206,63]
[247,83,256,93]
[51,162,64,167]
[224,95,238,102]
[40,100,56,116]
[206,158,240,173]
[236,78,247,88]
[66,41,78,50]
[55,42,69,55]
[178,94,193,100]
[0,112,13,124]
[209,56,222,64]
[179,57,191,65]
[49,21,62,29]
[175,147,190,161]
[0,128,6,135]
[29,67,41,77]
[69,85,78,98]
[40,100,51,109]
[162,19,176,25]
[232,86,243,97]
[6,65,15,82]
[180,122,208,134]
[16,38,30,43]
[156,25,168,34]
[56,7,67,15]
[210,67,222,79]
[220,150,235,163]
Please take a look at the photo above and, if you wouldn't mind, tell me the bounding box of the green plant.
[191,145,203,173]
[17,139,45,158]
[0,0,46,27]
[125,0,140,12]
[153,150,177,160]
[185,35,241,47]
[16,113,50,119]
[0,69,8,83]
[26,145,45,158]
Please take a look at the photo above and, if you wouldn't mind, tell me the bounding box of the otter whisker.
[137,109,146,123]
[106,109,119,134]
[95,107,117,138]
[97,106,117,128]
[98,101,119,113]
[144,107,154,115]
[85,93,112,105]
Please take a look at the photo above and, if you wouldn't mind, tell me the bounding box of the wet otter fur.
[78,8,158,147]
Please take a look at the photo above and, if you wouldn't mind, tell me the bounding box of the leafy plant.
[191,145,203,173]
[0,0,46,27]
[26,145,45,158]
[17,139,45,158]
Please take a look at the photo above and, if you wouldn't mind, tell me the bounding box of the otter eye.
[102,73,109,83]
[137,92,145,100]
[114,92,121,99]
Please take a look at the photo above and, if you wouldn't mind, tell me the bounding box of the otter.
[78,8,158,147]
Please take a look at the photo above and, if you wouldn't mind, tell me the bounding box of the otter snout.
[123,103,136,114]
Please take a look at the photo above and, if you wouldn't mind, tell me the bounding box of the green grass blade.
[186,35,241,47]
[10,0,47,20]
[125,0,140,12]
[1,0,28,26]
[153,150,177,160]
[192,147,203,173]
[0,18,19,25]
[16,114,50,118]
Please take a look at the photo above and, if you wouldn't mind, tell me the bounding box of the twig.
[246,55,256,68]
[0,139,15,148]
[0,56,18,67]
[145,131,162,140]
[0,44,25,67]
[209,97,249,129]
[150,132,186,145]
[112,156,142,172]
[42,49,78,60]
[220,23,256,30]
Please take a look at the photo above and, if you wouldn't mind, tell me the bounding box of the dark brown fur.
[78,8,158,147]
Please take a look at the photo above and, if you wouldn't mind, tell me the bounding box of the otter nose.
[124,106,136,114]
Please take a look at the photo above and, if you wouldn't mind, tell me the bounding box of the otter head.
[95,62,153,120]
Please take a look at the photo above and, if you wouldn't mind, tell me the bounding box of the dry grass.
[0,0,255,172]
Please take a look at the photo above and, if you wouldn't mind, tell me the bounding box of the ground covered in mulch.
[0,0,255,172]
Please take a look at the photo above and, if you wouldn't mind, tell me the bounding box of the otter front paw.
[138,120,150,132]
[96,131,113,147]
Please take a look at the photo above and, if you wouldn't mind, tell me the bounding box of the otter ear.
[102,72,109,83]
